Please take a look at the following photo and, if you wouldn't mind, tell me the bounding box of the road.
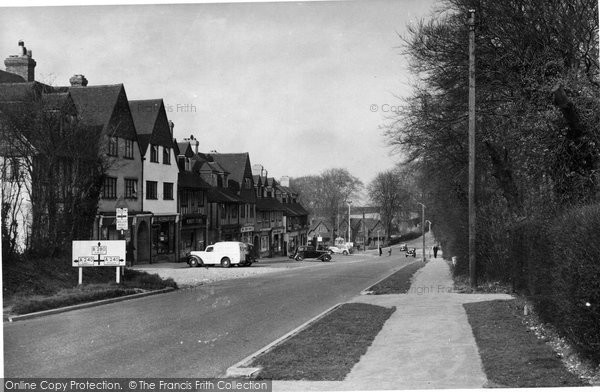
[4,247,420,378]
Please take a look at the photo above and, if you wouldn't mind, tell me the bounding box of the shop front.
[93,212,153,265]
[240,225,254,245]
[271,227,284,256]
[259,228,271,257]
[220,224,241,242]
[151,215,178,263]
[180,213,207,260]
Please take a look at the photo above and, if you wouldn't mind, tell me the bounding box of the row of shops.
[93,212,308,264]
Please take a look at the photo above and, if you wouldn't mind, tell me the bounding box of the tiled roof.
[136,134,152,155]
[209,153,250,184]
[256,197,284,211]
[178,171,211,189]
[65,84,122,128]
[0,70,25,83]
[0,82,52,102]
[129,99,173,153]
[207,187,243,203]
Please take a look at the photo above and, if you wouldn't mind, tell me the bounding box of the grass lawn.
[367,261,425,294]
[252,302,395,380]
[464,299,587,387]
[3,256,177,316]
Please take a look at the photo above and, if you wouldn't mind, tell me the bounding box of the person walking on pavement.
[388,247,392,256]
[433,244,439,258]
[379,246,382,256]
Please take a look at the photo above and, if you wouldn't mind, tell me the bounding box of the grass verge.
[367,261,425,294]
[3,256,177,315]
[464,299,587,387]
[252,303,395,380]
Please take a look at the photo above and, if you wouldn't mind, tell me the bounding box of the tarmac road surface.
[4,249,415,377]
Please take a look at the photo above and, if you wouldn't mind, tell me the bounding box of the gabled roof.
[60,84,138,140]
[129,99,173,154]
[208,153,255,203]
[0,81,53,103]
[0,70,25,83]
[176,141,194,157]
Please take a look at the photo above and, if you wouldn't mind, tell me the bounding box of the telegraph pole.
[468,9,477,289]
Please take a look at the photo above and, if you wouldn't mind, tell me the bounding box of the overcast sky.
[0,0,439,188]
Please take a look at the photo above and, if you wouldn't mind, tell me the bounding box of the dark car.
[399,243,408,251]
[405,248,417,257]
[291,245,332,262]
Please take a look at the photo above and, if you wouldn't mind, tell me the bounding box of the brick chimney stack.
[4,40,36,82]
[168,120,174,136]
[69,74,88,86]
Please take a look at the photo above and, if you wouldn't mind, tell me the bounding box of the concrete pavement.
[271,257,513,391]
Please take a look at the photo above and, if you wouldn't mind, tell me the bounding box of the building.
[175,138,210,258]
[275,176,309,255]
[208,153,257,245]
[57,77,150,264]
[129,99,179,262]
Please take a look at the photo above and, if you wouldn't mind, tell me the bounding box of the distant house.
[275,176,309,255]
[307,220,333,245]
[129,99,179,262]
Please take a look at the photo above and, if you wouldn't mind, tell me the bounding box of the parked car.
[399,243,408,251]
[327,245,350,255]
[405,247,416,258]
[188,241,252,267]
[291,245,332,262]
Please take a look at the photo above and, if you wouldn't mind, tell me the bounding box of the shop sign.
[272,229,284,235]
[183,217,204,226]
[241,226,254,233]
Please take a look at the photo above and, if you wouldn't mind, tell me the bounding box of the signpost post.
[115,206,128,282]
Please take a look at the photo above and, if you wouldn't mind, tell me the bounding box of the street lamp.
[377,229,380,249]
[417,202,426,263]
[347,201,352,243]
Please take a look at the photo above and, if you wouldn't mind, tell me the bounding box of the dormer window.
[150,145,159,162]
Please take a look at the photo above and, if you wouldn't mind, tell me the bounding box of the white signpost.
[116,208,128,231]
[72,240,126,284]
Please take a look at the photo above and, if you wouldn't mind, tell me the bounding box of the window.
[124,139,134,159]
[163,182,174,200]
[241,204,246,218]
[150,145,159,162]
[108,136,118,156]
[146,181,158,199]
[231,205,238,219]
[163,147,171,164]
[102,176,117,199]
[125,179,138,199]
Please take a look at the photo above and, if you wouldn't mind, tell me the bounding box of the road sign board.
[72,240,126,267]
[116,208,128,230]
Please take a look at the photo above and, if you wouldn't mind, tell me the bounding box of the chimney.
[251,164,263,176]
[280,176,290,187]
[4,40,36,82]
[69,74,88,86]
[183,134,199,154]
[168,120,174,136]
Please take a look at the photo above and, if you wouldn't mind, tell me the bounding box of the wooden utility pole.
[468,9,477,289]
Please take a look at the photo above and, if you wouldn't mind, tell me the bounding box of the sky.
[0,0,439,188]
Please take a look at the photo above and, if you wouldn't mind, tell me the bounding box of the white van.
[187,241,250,268]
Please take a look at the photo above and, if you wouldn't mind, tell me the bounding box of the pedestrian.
[433,245,439,258]
[379,246,382,256]
[388,247,392,256]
